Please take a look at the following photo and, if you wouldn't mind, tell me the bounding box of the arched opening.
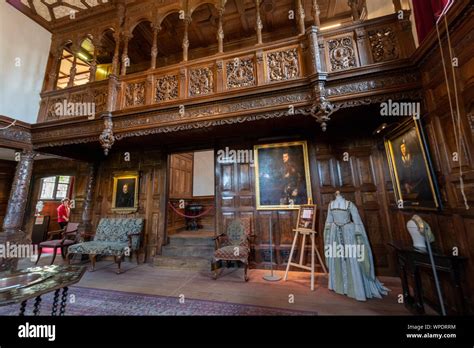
[56,42,73,89]
[188,3,219,60]
[126,20,153,74]
[156,11,185,67]
[55,37,94,89]
[96,28,117,81]
[75,37,94,85]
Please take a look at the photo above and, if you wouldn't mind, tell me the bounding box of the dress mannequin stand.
[324,191,389,301]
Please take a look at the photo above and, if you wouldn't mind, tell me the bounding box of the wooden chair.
[212,218,254,281]
[35,222,80,265]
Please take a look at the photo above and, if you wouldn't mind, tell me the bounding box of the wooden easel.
[283,205,327,291]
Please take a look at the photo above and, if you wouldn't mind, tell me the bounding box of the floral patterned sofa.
[67,218,144,274]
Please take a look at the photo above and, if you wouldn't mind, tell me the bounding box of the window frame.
[38,175,74,201]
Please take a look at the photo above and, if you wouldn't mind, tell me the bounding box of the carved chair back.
[223,218,251,249]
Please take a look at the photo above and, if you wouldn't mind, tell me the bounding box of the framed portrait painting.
[112,172,139,214]
[254,141,312,210]
[384,118,440,210]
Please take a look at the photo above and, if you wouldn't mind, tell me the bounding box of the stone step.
[168,235,215,247]
[153,256,211,270]
[161,245,215,258]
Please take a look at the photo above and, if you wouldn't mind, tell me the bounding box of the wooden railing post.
[255,0,263,45]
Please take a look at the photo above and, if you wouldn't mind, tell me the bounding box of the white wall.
[193,150,215,197]
[0,1,51,124]
[366,0,394,19]
[366,0,419,47]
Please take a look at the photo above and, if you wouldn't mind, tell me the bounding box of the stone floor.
[20,254,413,315]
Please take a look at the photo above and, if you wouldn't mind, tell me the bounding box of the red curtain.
[412,0,451,43]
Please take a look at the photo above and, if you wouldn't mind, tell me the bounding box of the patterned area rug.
[0,286,317,316]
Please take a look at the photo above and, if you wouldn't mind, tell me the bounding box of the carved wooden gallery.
[0,0,472,317]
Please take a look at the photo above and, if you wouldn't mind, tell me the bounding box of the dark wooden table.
[0,265,86,316]
[186,204,203,230]
[389,241,469,315]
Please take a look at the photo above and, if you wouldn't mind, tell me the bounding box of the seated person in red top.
[57,198,71,229]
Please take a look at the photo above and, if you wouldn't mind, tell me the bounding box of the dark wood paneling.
[216,140,393,274]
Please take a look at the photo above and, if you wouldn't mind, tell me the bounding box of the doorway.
[161,150,216,267]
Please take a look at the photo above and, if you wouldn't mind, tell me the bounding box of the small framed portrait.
[112,172,139,213]
[254,141,312,210]
[296,204,317,231]
[384,118,440,210]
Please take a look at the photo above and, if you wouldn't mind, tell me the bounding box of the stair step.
[161,245,214,258]
[153,256,210,270]
[168,235,214,247]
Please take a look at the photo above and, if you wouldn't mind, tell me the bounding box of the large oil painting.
[254,141,312,210]
[385,119,440,210]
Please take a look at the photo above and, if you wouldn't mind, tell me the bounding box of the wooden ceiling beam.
[235,0,250,34]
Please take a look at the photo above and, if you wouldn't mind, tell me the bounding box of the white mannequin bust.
[407,215,435,251]
[333,191,347,209]
[406,220,427,251]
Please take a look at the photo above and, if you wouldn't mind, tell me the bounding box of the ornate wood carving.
[125,81,145,107]
[2,151,35,234]
[327,36,357,71]
[81,162,97,233]
[226,57,255,89]
[155,74,179,102]
[99,114,115,155]
[368,27,399,63]
[325,72,419,97]
[266,48,300,82]
[189,66,214,97]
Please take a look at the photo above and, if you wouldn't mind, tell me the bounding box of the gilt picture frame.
[111,172,139,214]
[384,118,440,210]
[254,141,312,210]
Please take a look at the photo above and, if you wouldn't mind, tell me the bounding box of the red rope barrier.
[168,202,214,218]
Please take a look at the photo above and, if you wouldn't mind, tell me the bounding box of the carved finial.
[99,114,115,155]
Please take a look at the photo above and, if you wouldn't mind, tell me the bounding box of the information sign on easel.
[284,204,327,291]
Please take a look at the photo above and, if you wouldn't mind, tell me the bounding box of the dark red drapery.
[412,0,451,43]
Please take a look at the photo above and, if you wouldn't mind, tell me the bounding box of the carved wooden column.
[112,32,121,76]
[311,0,321,29]
[348,0,361,22]
[296,0,306,35]
[356,28,372,65]
[393,0,402,12]
[46,46,62,91]
[67,47,78,88]
[2,151,35,235]
[182,16,191,62]
[306,26,323,73]
[89,39,99,83]
[81,163,97,233]
[121,32,131,76]
[216,60,224,93]
[217,2,226,53]
[150,24,160,70]
[255,0,263,45]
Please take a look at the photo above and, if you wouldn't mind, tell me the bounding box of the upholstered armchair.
[35,222,80,265]
[212,218,253,281]
[67,218,144,274]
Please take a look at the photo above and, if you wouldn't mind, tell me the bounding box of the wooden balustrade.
[38,13,414,122]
